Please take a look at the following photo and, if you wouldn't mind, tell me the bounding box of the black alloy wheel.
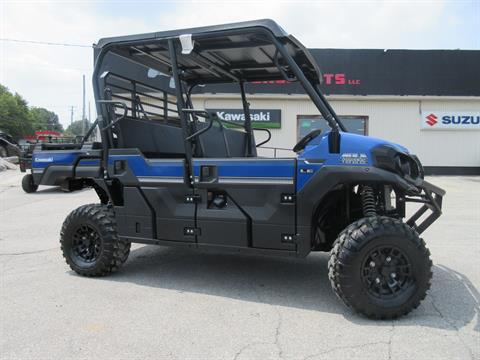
[361,245,414,300]
[71,224,102,264]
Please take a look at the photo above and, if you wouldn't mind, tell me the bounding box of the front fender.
[294,165,416,257]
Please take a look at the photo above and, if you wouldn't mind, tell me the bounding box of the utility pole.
[70,106,74,126]
[88,101,92,140]
[82,74,86,135]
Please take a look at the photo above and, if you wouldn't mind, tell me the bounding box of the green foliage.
[30,107,64,132]
[0,84,34,139]
[66,119,92,136]
[0,84,62,140]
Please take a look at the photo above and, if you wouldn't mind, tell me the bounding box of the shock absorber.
[361,185,377,217]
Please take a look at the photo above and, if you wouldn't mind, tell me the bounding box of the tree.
[0,84,63,140]
[30,107,64,132]
[0,85,34,139]
[66,119,92,136]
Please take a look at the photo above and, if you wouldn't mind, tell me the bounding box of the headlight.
[373,145,423,182]
[394,153,422,180]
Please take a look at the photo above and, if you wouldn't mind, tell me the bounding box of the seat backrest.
[224,127,256,157]
[197,123,228,158]
[196,122,257,158]
[117,117,185,157]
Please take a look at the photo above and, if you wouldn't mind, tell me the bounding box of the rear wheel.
[328,216,432,319]
[60,204,130,277]
[22,174,38,193]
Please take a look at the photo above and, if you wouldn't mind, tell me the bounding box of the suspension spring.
[361,185,377,217]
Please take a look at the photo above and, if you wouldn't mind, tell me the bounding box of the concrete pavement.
[1,171,479,359]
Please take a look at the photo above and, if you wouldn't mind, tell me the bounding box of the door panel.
[115,187,154,240]
[193,158,296,251]
[142,185,195,242]
[195,190,249,247]
[109,150,195,243]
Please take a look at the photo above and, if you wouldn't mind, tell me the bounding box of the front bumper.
[406,180,445,234]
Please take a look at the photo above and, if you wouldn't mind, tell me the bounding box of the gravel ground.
[1,171,479,360]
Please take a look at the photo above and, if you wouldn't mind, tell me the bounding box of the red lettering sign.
[251,73,361,86]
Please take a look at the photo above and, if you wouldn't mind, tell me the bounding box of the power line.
[0,38,93,48]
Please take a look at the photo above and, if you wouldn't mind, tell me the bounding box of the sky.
[1,0,479,129]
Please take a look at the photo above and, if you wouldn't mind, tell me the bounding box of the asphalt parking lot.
[0,171,479,360]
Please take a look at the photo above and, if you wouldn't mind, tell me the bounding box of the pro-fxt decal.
[341,153,368,165]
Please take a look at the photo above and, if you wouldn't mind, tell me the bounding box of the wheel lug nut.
[386,256,391,262]
[375,277,381,284]
[369,261,376,268]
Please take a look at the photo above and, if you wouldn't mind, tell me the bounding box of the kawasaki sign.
[421,111,480,130]
[207,109,281,128]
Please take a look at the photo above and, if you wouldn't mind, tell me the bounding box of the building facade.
[193,49,480,174]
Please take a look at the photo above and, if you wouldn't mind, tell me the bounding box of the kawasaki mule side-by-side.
[60,20,445,318]
[20,124,106,197]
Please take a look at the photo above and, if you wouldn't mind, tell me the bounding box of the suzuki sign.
[207,109,281,128]
[421,111,480,130]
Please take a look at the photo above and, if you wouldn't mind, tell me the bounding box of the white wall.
[192,95,480,167]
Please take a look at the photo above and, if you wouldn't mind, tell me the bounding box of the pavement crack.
[247,281,284,360]
[303,341,390,360]
[231,307,283,360]
[232,341,271,360]
[273,306,284,359]
[0,247,57,256]
[388,321,395,360]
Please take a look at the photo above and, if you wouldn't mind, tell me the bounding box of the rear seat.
[117,117,186,158]
[116,116,256,158]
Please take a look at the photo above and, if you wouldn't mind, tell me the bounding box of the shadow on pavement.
[430,264,480,332]
[95,245,479,330]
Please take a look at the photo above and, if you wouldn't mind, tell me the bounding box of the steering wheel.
[293,129,322,153]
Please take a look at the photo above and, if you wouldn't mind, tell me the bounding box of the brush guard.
[405,180,445,234]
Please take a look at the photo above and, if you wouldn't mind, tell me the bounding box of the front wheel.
[60,204,130,277]
[328,216,432,319]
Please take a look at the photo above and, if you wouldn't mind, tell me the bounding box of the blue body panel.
[32,151,100,170]
[107,155,295,180]
[192,158,295,179]
[107,132,408,191]
[108,154,184,177]
[296,132,408,191]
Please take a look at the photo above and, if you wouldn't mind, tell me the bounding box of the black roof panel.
[96,19,288,48]
[94,19,321,84]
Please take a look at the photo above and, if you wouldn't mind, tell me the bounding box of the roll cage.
[93,19,346,180]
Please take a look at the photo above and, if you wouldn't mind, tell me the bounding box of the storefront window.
[297,115,368,141]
